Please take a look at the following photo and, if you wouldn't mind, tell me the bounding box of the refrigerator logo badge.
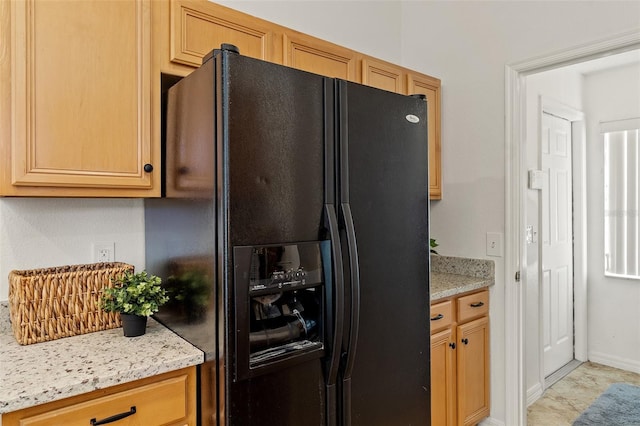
[405,114,420,124]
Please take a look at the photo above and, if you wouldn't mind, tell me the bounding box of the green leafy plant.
[430,238,439,255]
[100,271,169,317]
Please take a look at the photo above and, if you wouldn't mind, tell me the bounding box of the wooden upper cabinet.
[1,0,157,196]
[408,73,442,200]
[0,0,442,198]
[283,32,357,82]
[168,0,279,69]
[361,57,405,94]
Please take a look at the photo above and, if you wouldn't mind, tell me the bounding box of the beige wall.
[0,199,146,299]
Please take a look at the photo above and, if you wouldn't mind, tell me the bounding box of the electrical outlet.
[486,232,503,257]
[93,242,115,262]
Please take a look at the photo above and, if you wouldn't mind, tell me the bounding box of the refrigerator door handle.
[325,204,344,426]
[341,202,361,426]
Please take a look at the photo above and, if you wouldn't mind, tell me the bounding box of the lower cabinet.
[431,326,456,426]
[431,290,490,426]
[2,367,197,426]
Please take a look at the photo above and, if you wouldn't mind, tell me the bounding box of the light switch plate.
[526,225,538,244]
[486,232,503,257]
[528,170,544,190]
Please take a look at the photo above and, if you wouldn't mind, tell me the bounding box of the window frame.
[602,118,640,280]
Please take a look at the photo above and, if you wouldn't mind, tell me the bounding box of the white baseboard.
[588,351,640,374]
[479,416,506,426]
[526,382,543,407]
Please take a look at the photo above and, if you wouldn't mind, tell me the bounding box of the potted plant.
[100,271,169,337]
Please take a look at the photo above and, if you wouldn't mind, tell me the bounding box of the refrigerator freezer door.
[338,81,431,426]
[219,50,332,426]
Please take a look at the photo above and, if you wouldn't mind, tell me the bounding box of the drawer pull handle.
[431,313,444,321]
[470,302,485,308]
[90,406,137,425]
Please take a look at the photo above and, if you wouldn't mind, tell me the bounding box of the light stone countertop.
[0,302,204,415]
[430,255,495,301]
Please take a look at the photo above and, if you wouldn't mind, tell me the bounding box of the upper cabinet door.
[2,0,157,196]
[283,32,357,82]
[408,73,442,200]
[361,57,405,94]
[169,0,277,69]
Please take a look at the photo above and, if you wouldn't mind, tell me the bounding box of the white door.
[541,112,574,377]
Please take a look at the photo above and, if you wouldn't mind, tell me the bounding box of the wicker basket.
[8,262,134,345]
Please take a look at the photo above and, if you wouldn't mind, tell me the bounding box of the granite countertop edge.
[430,255,495,301]
[0,302,204,415]
[431,271,493,301]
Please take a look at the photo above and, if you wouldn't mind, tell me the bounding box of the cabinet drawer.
[8,374,190,426]
[457,290,489,323]
[430,300,453,333]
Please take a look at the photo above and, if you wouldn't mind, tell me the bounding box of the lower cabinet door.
[457,316,490,426]
[3,367,196,426]
[431,327,456,426]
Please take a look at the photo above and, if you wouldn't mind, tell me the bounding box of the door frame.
[504,29,640,425]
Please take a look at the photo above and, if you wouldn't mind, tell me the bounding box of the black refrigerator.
[145,44,431,426]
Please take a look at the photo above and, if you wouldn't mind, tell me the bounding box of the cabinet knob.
[143,163,154,173]
[461,338,469,345]
[449,342,456,349]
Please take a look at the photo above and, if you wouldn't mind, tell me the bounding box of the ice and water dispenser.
[233,241,328,379]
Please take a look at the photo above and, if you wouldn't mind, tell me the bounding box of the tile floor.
[527,361,640,425]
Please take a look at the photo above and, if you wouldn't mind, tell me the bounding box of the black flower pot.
[120,313,148,337]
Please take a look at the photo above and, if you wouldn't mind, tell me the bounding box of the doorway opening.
[504,30,640,425]
[523,82,587,404]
